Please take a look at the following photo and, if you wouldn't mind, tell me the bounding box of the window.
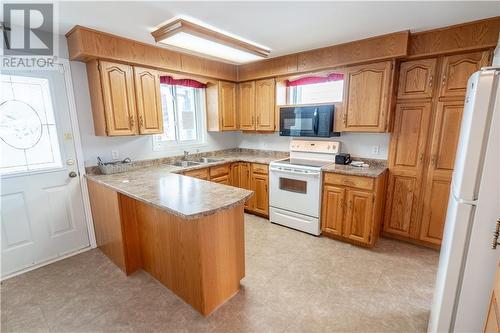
[287,73,344,105]
[153,84,206,150]
[0,75,62,174]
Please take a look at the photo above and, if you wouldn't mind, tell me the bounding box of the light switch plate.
[371,145,380,155]
[111,150,119,160]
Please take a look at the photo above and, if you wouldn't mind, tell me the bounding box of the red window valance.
[286,73,344,87]
[160,76,207,88]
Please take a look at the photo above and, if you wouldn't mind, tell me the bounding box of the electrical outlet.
[371,145,380,155]
[111,150,119,160]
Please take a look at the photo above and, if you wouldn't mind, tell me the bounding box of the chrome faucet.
[183,150,189,160]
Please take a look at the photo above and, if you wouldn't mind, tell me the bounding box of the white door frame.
[1,59,96,280]
[60,58,97,249]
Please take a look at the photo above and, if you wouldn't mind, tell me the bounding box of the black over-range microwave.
[279,104,340,137]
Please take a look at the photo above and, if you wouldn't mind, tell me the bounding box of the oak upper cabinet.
[238,81,256,130]
[383,102,432,239]
[321,172,387,247]
[255,78,276,131]
[237,79,276,132]
[439,51,490,98]
[206,81,237,131]
[397,58,437,99]
[419,100,464,245]
[339,61,393,132]
[87,60,138,136]
[133,67,163,134]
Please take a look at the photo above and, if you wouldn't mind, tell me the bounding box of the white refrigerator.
[428,68,500,332]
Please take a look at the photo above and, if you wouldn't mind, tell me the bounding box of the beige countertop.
[86,165,253,220]
[321,162,387,178]
[86,149,387,219]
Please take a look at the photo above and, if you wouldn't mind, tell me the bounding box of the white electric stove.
[269,140,340,235]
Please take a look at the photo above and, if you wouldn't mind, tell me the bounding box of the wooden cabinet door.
[99,61,138,135]
[384,102,432,238]
[321,185,345,237]
[252,173,269,216]
[343,189,374,245]
[239,162,253,209]
[238,82,255,130]
[485,261,500,333]
[255,78,276,131]
[420,100,464,245]
[340,61,392,132]
[229,163,240,187]
[439,51,490,98]
[133,67,163,134]
[397,58,437,99]
[219,81,237,130]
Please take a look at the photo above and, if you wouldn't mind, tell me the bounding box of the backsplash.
[86,148,289,175]
[237,132,390,159]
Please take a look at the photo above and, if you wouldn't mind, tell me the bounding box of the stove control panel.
[290,140,340,154]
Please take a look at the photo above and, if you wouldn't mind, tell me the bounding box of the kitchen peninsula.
[86,165,253,316]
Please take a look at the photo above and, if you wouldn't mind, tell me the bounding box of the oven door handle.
[269,167,321,177]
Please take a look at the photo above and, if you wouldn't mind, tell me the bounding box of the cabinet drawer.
[184,168,209,180]
[211,174,230,185]
[209,164,229,178]
[251,163,268,175]
[324,173,374,190]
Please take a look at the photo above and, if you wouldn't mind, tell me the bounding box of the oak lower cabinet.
[321,172,387,247]
[86,60,163,136]
[228,162,269,217]
[183,167,209,180]
[250,164,269,216]
[206,81,238,131]
[337,61,394,132]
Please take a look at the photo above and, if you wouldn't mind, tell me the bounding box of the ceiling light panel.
[152,18,270,64]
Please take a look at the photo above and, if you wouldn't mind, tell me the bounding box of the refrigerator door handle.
[491,218,500,249]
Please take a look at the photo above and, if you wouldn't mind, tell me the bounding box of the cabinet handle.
[129,115,135,127]
[429,75,433,88]
[430,154,436,165]
[419,153,424,163]
[139,115,144,128]
[343,112,347,125]
[442,74,447,86]
[492,218,500,249]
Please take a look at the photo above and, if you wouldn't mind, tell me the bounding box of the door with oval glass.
[0,62,90,278]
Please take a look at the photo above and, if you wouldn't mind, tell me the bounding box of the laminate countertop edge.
[85,174,254,220]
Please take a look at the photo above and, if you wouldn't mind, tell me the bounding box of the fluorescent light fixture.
[151,18,270,64]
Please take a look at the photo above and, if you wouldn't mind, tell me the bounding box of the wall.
[69,57,239,167]
[238,132,390,159]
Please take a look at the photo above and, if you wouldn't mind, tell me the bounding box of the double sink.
[169,157,224,168]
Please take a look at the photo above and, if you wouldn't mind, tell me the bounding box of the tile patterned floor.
[1,214,439,332]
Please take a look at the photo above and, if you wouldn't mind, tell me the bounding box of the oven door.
[279,107,318,137]
[269,166,321,218]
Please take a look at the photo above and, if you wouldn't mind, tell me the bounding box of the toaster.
[335,153,351,165]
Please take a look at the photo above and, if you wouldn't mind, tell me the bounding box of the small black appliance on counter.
[335,153,351,165]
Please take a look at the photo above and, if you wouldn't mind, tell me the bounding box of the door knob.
[69,171,78,178]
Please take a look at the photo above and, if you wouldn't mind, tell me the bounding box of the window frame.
[287,79,344,105]
[152,84,207,152]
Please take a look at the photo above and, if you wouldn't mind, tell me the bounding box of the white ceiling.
[58,1,500,60]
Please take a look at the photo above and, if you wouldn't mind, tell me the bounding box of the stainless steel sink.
[170,161,201,167]
[190,157,224,164]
